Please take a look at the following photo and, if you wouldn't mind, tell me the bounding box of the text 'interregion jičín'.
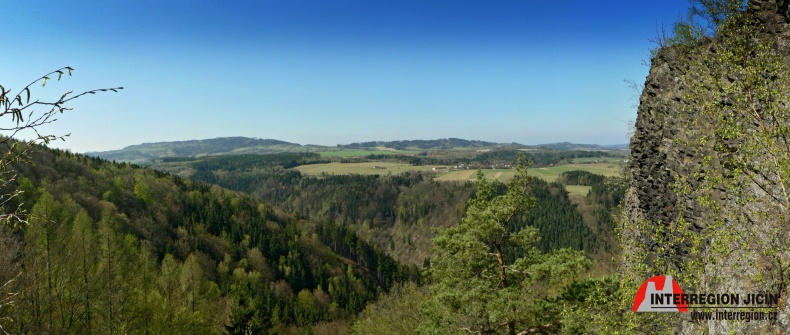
[651,293,780,306]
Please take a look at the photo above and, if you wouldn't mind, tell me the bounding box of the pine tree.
[424,157,590,335]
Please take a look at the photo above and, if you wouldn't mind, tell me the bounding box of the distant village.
[430,163,512,172]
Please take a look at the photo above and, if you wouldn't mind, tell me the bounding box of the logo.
[632,275,780,322]
[633,275,688,312]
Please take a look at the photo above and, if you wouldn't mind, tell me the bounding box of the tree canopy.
[422,158,590,335]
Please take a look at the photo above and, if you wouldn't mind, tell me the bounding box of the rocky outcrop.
[626,1,790,333]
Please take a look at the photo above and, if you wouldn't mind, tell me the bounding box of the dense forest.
[0,141,627,334]
[148,151,625,267]
[0,147,418,334]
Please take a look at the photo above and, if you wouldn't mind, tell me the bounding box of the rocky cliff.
[625,0,790,333]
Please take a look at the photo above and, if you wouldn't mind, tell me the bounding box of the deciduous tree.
[0,68,121,332]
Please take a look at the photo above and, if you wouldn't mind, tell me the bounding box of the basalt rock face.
[625,1,790,333]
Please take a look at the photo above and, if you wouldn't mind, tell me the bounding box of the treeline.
[0,147,417,334]
[364,149,616,168]
[558,170,606,186]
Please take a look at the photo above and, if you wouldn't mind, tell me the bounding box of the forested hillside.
[149,152,624,266]
[0,146,418,334]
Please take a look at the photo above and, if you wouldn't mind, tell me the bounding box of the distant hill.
[340,138,526,150]
[88,136,626,164]
[87,136,305,163]
[537,142,629,151]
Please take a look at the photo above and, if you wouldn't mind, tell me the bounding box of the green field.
[571,156,626,163]
[527,163,622,182]
[565,185,592,197]
[296,162,436,175]
[434,169,516,182]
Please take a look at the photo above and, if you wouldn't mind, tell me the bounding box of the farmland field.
[434,169,515,182]
[571,156,625,163]
[295,162,436,175]
[528,163,622,181]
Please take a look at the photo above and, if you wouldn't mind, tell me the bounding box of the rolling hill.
[88,136,626,164]
[86,137,306,163]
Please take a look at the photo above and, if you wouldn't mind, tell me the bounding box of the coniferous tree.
[423,157,590,335]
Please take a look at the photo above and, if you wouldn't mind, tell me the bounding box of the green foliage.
[669,5,790,296]
[648,0,746,60]
[423,159,590,335]
[511,179,602,253]
[0,147,418,334]
[0,69,121,228]
[176,154,618,267]
[689,0,747,33]
[349,282,428,335]
[558,170,605,186]
[0,69,121,334]
[618,4,790,333]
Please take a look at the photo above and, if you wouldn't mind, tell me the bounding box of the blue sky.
[2,0,689,152]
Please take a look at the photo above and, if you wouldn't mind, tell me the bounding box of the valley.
[88,137,627,269]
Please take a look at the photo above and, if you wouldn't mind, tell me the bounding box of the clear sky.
[2,0,690,153]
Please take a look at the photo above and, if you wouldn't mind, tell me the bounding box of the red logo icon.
[633,275,688,312]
